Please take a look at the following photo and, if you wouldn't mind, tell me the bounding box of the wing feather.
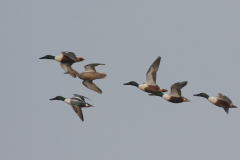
[82,80,102,94]
[60,63,76,78]
[145,57,161,85]
[71,105,84,121]
[84,63,105,72]
[61,51,78,62]
[169,81,188,97]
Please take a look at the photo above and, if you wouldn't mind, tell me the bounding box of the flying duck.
[149,81,190,103]
[123,56,167,93]
[50,94,93,121]
[65,63,107,94]
[194,93,237,114]
[39,51,85,78]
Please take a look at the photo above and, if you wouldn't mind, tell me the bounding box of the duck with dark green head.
[123,56,167,93]
[50,94,93,121]
[194,92,237,114]
[39,51,85,78]
[149,81,190,103]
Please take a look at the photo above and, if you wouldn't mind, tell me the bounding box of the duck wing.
[71,105,84,121]
[82,80,102,94]
[60,63,76,78]
[169,81,188,97]
[222,95,233,105]
[145,57,161,85]
[223,107,229,114]
[217,93,225,100]
[61,51,79,62]
[84,63,105,73]
[73,94,91,102]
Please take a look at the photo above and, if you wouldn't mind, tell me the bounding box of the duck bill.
[184,99,191,102]
[123,82,130,85]
[39,56,46,59]
[50,97,57,100]
[193,94,201,96]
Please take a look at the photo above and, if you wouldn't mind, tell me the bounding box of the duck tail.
[232,105,237,108]
[99,73,107,79]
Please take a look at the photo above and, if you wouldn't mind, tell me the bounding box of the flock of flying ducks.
[40,52,237,121]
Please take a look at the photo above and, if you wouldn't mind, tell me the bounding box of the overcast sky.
[1,1,240,160]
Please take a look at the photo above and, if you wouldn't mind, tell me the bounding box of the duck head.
[50,96,66,101]
[39,55,55,59]
[123,81,139,87]
[193,93,209,99]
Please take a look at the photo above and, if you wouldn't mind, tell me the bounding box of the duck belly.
[169,96,183,103]
[142,85,161,93]
[215,99,230,108]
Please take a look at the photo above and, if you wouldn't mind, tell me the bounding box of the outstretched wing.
[84,63,105,72]
[223,107,229,114]
[60,63,76,78]
[61,51,79,62]
[73,94,91,102]
[145,57,161,85]
[169,81,188,97]
[82,80,102,94]
[217,93,225,100]
[71,105,84,121]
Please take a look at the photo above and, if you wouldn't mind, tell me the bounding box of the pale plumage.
[65,63,107,94]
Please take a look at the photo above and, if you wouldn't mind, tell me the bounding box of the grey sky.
[1,0,240,159]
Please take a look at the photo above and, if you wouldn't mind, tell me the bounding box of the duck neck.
[131,82,139,87]
[58,97,66,101]
[202,94,209,99]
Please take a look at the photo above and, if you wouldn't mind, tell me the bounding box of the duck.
[149,81,190,103]
[39,51,85,78]
[123,56,168,93]
[50,94,93,121]
[65,63,107,94]
[193,93,237,114]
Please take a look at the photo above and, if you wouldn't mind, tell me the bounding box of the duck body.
[124,56,168,93]
[139,84,166,93]
[50,94,93,121]
[65,63,107,94]
[149,81,190,103]
[194,93,237,114]
[39,51,85,78]
[77,72,107,81]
